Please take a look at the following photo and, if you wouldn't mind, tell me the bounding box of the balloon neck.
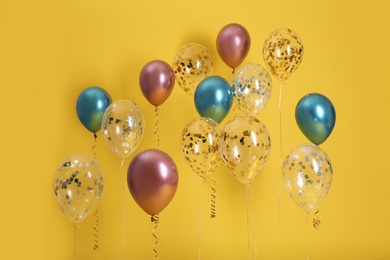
[151,215,159,223]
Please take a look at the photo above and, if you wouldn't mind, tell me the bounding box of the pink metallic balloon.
[216,23,251,69]
[139,60,175,106]
[127,149,179,216]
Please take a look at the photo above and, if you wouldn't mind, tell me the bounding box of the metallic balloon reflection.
[295,93,336,145]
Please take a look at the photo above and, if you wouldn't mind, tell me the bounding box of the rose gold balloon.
[216,23,251,69]
[139,60,175,106]
[127,149,178,216]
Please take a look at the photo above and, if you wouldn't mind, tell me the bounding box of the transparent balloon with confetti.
[53,154,104,224]
[282,143,333,213]
[173,43,213,96]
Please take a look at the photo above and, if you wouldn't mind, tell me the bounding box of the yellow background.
[1,0,389,259]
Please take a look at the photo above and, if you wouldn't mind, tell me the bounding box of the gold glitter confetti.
[263,28,304,82]
[220,115,271,185]
[173,43,213,96]
[180,117,221,179]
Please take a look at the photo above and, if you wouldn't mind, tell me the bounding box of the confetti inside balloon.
[53,154,104,224]
[173,43,213,96]
[263,28,304,82]
[282,143,333,213]
[181,117,221,179]
[219,115,271,185]
[233,62,272,116]
[101,100,145,159]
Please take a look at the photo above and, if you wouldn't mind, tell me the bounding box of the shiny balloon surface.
[194,76,233,123]
[127,149,178,216]
[295,93,336,145]
[76,86,111,133]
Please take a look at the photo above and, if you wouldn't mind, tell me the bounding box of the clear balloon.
[219,115,271,185]
[194,76,233,123]
[101,100,145,159]
[127,149,179,216]
[216,23,251,69]
[173,43,213,96]
[263,28,304,81]
[76,86,112,133]
[53,154,104,224]
[233,62,272,116]
[181,117,221,179]
[140,60,175,107]
[295,93,336,145]
[282,143,333,213]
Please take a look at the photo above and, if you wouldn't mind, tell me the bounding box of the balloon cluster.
[53,22,336,244]
[181,24,273,187]
[283,93,336,216]
[260,28,336,217]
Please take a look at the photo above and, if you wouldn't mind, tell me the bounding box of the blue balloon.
[194,76,233,123]
[76,86,112,133]
[295,93,336,145]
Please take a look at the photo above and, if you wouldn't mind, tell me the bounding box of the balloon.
[219,115,271,185]
[139,60,175,106]
[194,76,233,123]
[282,143,333,213]
[127,149,179,216]
[76,86,112,133]
[53,154,104,224]
[101,100,145,158]
[180,117,221,179]
[295,93,336,145]
[263,28,304,81]
[216,23,251,69]
[233,62,272,116]
[172,43,213,96]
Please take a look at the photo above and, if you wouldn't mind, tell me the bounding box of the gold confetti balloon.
[263,28,304,82]
[233,62,272,116]
[173,43,213,96]
[220,115,271,185]
[180,117,221,179]
[282,143,333,213]
[53,155,104,224]
[101,100,145,159]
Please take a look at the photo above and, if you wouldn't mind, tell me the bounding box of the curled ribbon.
[151,215,160,259]
[210,176,216,218]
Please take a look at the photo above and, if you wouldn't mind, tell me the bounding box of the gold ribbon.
[151,215,160,259]
[93,208,99,251]
[210,176,216,218]
[155,106,160,147]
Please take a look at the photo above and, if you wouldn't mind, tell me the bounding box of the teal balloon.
[295,93,336,145]
[76,86,112,133]
[194,76,233,123]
